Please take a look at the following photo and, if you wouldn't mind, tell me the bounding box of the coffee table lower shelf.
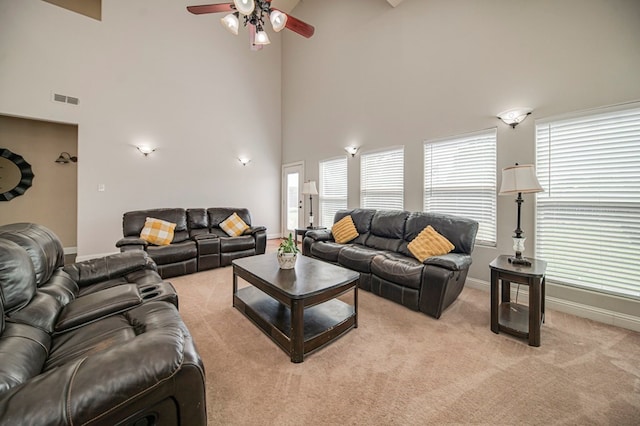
[234,286,356,362]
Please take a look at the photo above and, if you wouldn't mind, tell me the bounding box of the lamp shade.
[499,164,543,194]
[220,14,239,35]
[233,0,255,15]
[254,29,271,45]
[302,181,318,195]
[270,10,287,32]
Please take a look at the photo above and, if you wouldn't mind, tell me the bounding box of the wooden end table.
[294,227,326,246]
[490,255,547,347]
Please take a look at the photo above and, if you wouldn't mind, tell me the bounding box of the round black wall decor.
[0,148,35,201]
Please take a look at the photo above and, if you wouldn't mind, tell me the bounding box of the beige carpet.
[170,248,640,425]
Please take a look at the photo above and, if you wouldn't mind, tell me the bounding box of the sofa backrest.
[401,211,479,256]
[333,209,376,245]
[186,208,209,237]
[207,208,252,229]
[122,208,189,243]
[0,223,64,286]
[367,210,410,252]
[0,239,37,314]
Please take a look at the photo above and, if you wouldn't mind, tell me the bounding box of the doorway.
[281,161,304,238]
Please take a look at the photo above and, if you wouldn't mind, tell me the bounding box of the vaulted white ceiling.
[272,0,404,14]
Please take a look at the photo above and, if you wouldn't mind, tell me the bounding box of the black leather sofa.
[116,207,267,278]
[0,223,206,425]
[303,209,479,319]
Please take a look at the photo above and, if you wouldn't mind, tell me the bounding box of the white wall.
[282,0,640,318]
[0,0,283,257]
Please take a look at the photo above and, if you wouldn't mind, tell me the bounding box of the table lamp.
[302,180,318,229]
[499,164,543,266]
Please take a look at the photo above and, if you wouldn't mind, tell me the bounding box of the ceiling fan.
[187,0,315,50]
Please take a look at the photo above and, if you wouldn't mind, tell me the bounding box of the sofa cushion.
[337,245,381,273]
[0,239,37,313]
[310,241,344,263]
[334,209,375,245]
[332,215,359,244]
[219,212,250,237]
[0,223,64,286]
[371,252,424,290]
[219,235,255,253]
[408,225,455,262]
[122,208,189,244]
[146,240,197,265]
[402,212,478,256]
[208,208,252,228]
[0,323,50,393]
[140,217,176,246]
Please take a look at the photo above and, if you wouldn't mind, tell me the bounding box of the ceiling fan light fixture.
[220,13,239,35]
[270,10,287,32]
[233,0,255,16]
[254,29,271,45]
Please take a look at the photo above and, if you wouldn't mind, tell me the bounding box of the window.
[424,129,497,245]
[536,104,640,299]
[360,147,404,210]
[319,157,348,227]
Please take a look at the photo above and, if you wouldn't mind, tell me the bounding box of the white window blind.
[361,147,404,210]
[424,129,497,245]
[536,104,640,299]
[319,157,348,227]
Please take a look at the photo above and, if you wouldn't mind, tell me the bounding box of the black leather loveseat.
[303,209,479,319]
[116,207,267,278]
[0,223,206,425]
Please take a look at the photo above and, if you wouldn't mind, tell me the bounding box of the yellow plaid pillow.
[407,225,455,262]
[220,212,250,237]
[140,217,176,246]
[332,215,359,244]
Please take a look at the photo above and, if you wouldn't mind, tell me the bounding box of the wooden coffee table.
[232,254,359,363]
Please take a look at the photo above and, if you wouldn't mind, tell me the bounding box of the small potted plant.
[277,233,300,269]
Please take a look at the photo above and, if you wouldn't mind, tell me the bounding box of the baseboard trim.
[63,246,77,255]
[465,277,640,333]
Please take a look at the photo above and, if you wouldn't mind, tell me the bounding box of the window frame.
[360,146,405,211]
[318,155,348,227]
[423,128,497,246]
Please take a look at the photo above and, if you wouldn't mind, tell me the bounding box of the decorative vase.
[277,252,297,269]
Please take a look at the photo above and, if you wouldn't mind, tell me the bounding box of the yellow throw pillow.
[140,217,176,246]
[408,225,455,262]
[332,215,359,244]
[220,212,250,237]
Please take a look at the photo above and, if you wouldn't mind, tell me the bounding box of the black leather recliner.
[117,207,267,277]
[0,223,206,425]
[303,209,479,319]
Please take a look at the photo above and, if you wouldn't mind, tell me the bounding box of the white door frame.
[281,161,305,238]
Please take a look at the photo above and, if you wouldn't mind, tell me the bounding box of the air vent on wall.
[52,92,80,106]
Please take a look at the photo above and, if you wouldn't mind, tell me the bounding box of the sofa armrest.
[243,226,267,235]
[424,253,472,271]
[305,229,334,242]
[115,237,148,250]
[63,251,157,287]
[192,233,219,241]
[0,303,206,426]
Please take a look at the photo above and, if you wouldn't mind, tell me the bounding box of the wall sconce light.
[54,152,78,164]
[137,145,156,156]
[497,108,533,128]
[344,146,359,157]
[238,158,251,166]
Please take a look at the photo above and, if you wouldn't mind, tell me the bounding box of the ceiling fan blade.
[187,3,234,15]
[276,11,315,38]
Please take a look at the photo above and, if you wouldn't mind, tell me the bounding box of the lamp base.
[508,256,532,267]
